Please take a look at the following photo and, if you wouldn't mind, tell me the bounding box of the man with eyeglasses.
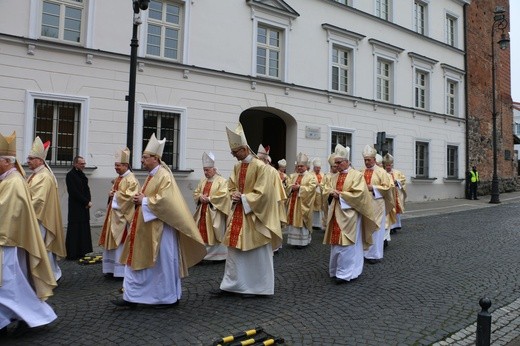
[211,123,282,298]
[323,145,377,284]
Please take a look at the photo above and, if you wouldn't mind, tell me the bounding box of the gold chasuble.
[0,170,56,300]
[99,172,140,250]
[27,166,66,259]
[121,165,206,277]
[312,172,324,212]
[193,174,231,245]
[285,171,317,230]
[323,168,378,250]
[390,169,406,213]
[361,166,395,221]
[225,158,282,251]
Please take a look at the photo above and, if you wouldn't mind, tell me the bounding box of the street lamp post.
[489,6,509,204]
[126,0,150,166]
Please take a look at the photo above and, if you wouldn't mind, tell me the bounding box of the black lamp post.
[489,6,509,204]
[126,0,150,166]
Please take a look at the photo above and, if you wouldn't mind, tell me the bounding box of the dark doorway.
[240,109,286,166]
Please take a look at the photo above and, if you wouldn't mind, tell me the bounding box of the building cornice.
[320,0,466,55]
[0,33,465,127]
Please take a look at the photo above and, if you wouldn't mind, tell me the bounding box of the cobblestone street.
[2,195,520,345]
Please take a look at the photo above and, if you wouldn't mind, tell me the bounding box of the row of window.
[37,0,463,116]
[335,0,460,47]
[32,98,181,169]
[331,131,460,179]
[32,96,459,179]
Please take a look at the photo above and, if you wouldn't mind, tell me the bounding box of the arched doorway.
[239,107,296,168]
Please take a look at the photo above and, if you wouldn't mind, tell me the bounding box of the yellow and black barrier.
[211,327,283,346]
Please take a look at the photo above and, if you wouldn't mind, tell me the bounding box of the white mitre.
[334,144,350,160]
[362,144,377,158]
[115,147,130,164]
[143,133,166,158]
[202,151,215,168]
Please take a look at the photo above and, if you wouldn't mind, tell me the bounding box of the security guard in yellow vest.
[469,166,479,200]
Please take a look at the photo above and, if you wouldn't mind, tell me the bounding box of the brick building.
[466,0,518,195]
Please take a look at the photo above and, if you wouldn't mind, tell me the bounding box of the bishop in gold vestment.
[323,145,378,283]
[99,148,139,278]
[360,145,395,263]
[193,152,230,261]
[114,134,206,307]
[213,124,282,297]
[286,153,317,248]
[0,132,57,330]
[26,137,66,281]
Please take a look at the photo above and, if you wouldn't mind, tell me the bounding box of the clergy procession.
[0,123,407,334]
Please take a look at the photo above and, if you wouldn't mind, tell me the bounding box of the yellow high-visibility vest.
[470,171,479,183]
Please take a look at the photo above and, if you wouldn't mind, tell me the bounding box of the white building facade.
[0,0,470,225]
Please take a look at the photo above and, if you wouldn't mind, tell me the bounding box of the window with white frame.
[415,141,429,177]
[409,52,437,111]
[41,0,84,43]
[146,0,182,61]
[376,58,392,102]
[446,145,458,178]
[414,70,429,109]
[331,131,352,161]
[376,0,392,20]
[142,110,180,169]
[515,122,520,135]
[446,14,457,47]
[33,99,81,165]
[256,25,282,79]
[331,45,352,94]
[414,1,427,35]
[446,79,458,116]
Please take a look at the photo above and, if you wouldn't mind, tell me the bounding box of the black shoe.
[365,258,379,265]
[151,301,179,309]
[335,278,348,285]
[390,228,396,234]
[111,298,137,308]
[474,198,479,200]
[11,320,29,338]
[209,289,234,297]
[384,240,389,249]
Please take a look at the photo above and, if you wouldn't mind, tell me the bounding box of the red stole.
[391,172,402,213]
[287,174,303,224]
[364,169,373,185]
[99,176,123,246]
[330,173,347,244]
[198,180,213,243]
[126,175,152,265]
[229,163,248,248]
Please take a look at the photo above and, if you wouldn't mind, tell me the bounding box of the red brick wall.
[466,0,515,189]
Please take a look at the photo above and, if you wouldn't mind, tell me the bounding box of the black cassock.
[65,168,93,260]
